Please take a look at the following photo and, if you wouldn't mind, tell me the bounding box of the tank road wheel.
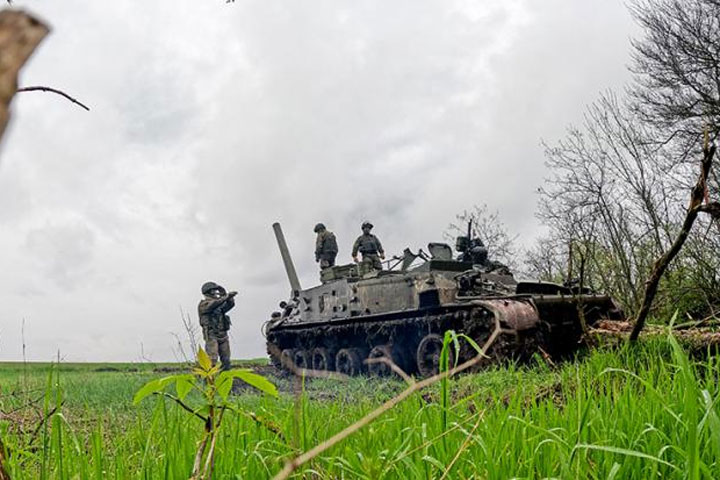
[280,349,295,371]
[335,348,363,376]
[293,349,312,370]
[416,334,449,377]
[367,345,394,377]
[312,347,334,371]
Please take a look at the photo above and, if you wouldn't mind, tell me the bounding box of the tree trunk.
[630,140,717,341]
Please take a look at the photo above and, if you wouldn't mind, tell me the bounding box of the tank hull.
[266,293,621,376]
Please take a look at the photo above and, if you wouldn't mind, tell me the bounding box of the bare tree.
[522,236,567,282]
[629,0,720,148]
[538,94,678,313]
[533,0,720,324]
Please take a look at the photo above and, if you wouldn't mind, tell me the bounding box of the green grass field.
[1,335,719,479]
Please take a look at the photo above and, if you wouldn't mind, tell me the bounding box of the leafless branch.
[155,392,208,423]
[630,138,717,340]
[16,85,89,111]
[438,409,485,480]
[29,399,64,443]
[269,343,350,381]
[365,356,415,385]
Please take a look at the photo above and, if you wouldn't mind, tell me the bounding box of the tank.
[263,222,623,377]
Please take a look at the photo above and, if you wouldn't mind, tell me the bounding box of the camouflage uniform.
[352,233,384,270]
[456,237,488,265]
[315,229,338,269]
[198,282,235,371]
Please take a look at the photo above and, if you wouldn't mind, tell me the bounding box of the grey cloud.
[24,219,96,290]
[0,0,635,361]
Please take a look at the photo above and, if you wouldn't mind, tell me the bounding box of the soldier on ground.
[314,223,338,269]
[198,281,237,371]
[352,221,385,270]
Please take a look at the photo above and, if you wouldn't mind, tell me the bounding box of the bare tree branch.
[272,319,504,480]
[630,138,717,340]
[365,355,415,385]
[16,85,90,111]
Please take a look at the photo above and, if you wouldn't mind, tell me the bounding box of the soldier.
[314,223,338,269]
[455,236,488,265]
[352,221,385,270]
[198,281,237,371]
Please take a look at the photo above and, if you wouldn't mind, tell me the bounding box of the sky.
[0,0,637,362]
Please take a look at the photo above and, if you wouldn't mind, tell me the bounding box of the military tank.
[263,222,622,377]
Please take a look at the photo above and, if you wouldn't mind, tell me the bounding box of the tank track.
[266,300,582,377]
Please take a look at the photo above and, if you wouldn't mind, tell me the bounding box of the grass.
[1,337,720,478]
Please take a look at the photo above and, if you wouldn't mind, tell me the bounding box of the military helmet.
[201,281,220,295]
[361,221,373,229]
[313,223,326,233]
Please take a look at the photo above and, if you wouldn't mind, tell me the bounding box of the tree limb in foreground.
[0,9,49,142]
[272,318,505,480]
[630,136,717,341]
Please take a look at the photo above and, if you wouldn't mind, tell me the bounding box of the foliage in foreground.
[132,348,278,479]
[1,334,720,478]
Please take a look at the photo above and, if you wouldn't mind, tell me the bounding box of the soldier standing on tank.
[352,221,385,270]
[198,281,237,371]
[456,236,488,265]
[314,223,338,269]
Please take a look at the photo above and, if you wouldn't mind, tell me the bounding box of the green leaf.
[440,331,452,372]
[572,444,678,471]
[457,333,484,356]
[197,348,212,372]
[450,330,461,366]
[217,371,235,400]
[208,364,221,378]
[227,369,278,397]
[607,462,621,480]
[421,454,446,472]
[133,375,182,405]
[700,390,720,461]
[133,379,161,405]
[175,374,195,401]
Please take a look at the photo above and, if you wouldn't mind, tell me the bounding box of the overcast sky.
[0,0,636,362]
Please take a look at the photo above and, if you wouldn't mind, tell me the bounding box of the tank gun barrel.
[272,222,302,295]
